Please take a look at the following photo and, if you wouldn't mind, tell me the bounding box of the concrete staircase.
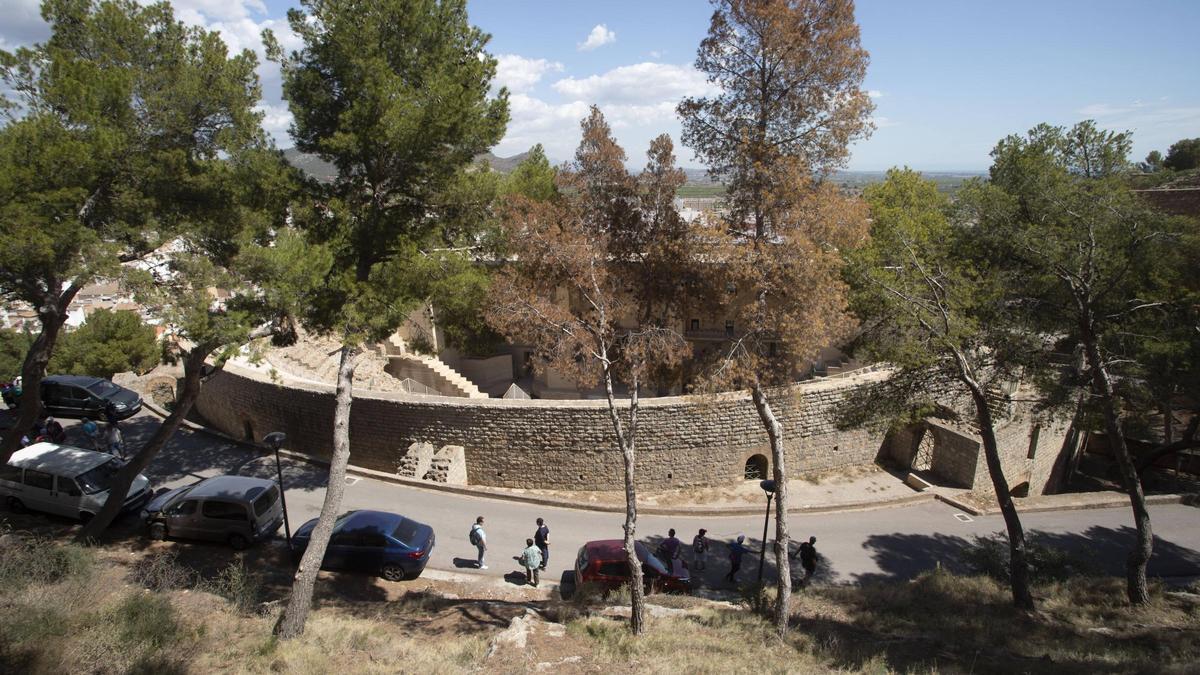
[382,335,487,399]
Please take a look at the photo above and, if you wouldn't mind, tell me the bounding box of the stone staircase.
[382,335,487,399]
[268,330,442,394]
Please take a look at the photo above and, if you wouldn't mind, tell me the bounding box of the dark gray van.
[142,475,283,550]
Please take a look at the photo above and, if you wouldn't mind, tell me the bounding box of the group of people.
[467,518,819,589]
[469,516,551,587]
[14,408,126,459]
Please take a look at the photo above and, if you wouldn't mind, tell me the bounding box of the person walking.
[105,423,124,460]
[658,528,682,561]
[520,538,543,587]
[80,418,101,451]
[469,516,488,569]
[725,534,748,584]
[104,400,119,426]
[794,536,818,586]
[534,517,550,571]
[692,528,709,571]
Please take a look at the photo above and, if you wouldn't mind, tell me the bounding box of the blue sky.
[3,0,1198,171]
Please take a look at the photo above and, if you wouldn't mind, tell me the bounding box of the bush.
[130,551,196,592]
[202,560,262,614]
[0,532,94,590]
[963,532,1095,584]
[116,592,180,649]
[50,308,159,380]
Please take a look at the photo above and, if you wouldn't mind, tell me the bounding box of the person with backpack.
[469,516,488,569]
[692,528,709,572]
[80,418,101,451]
[534,517,550,571]
[519,537,543,587]
[105,423,124,460]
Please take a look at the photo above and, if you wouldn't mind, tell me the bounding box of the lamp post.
[757,479,776,586]
[263,431,292,551]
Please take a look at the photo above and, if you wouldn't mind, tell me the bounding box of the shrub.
[0,533,94,590]
[962,532,1095,584]
[116,593,180,649]
[203,560,262,614]
[130,551,195,591]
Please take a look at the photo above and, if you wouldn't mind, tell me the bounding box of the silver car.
[142,475,283,550]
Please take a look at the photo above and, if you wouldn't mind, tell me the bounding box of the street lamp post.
[263,432,292,552]
[757,479,776,586]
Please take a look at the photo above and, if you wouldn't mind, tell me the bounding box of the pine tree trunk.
[602,363,645,635]
[77,345,210,542]
[1080,331,1152,605]
[0,287,79,463]
[750,384,791,636]
[276,343,360,638]
[964,381,1036,610]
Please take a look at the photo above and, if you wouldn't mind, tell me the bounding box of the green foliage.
[1142,149,1164,172]
[116,592,179,649]
[0,532,94,591]
[267,0,509,343]
[1163,137,1200,171]
[989,120,1131,187]
[503,144,558,201]
[49,309,158,379]
[201,561,262,615]
[0,328,34,380]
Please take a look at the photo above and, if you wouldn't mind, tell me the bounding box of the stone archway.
[744,454,769,480]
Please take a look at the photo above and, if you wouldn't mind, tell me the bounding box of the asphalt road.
[55,412,1200,587]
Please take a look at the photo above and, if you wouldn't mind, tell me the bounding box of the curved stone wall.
[195,361,893,489]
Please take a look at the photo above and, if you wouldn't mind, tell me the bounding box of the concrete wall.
[196,362,893,489]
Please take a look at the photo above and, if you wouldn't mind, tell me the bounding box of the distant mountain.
[281,147,536,181]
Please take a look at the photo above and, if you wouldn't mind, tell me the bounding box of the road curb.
[141,399,1186,518]
[934,490,1188,517]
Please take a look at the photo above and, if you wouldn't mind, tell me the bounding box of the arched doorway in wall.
[744,454,769,480]
[912,427,935,472]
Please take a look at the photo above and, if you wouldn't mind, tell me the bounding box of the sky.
[2,0,1198,172]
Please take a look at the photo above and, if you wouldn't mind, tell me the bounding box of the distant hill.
[281,148,534,181]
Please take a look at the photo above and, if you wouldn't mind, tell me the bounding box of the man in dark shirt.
[793,536,818,586]
[658,528,682,561]
[534,517,550,571]
[726,534,748,583]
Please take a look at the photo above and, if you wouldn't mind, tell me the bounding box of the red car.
[574,539,692,593]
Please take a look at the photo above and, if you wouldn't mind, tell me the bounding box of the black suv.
[40,375,142,419]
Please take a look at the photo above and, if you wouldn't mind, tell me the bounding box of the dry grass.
[2,534,1196,675]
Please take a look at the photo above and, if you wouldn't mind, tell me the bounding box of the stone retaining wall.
[195,362,894,489]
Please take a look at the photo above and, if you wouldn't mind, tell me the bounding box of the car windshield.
[86,380,120,397]
[76,459,122,494]
[392,518,420,545]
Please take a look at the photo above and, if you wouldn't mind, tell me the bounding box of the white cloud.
[0,0,49,51]
[254,102,293,140]
[1077,99,1200,160]
[578,24,616,51]
[553,62,716,105]
[867,90,884,99]
[493,54,564,93]
[872,116,898,129]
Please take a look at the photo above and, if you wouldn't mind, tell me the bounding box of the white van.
[0,442,152,522]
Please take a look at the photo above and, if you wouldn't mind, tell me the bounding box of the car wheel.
[7,497,26,514]
[381,563,406,582]
[78,511,94,524]
[228,533,249,551]
[149,522,167,540]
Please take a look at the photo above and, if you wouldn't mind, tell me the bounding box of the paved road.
[78,413,1200,587]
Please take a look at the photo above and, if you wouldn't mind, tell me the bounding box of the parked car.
[0,442,152,522]
[292,510,435,581]
[574,539,692,594]
[142,475,284,550]
[40,375,142,420]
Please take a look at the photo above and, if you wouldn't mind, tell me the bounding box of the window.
[57,477,81,496]
[1027,425,1041,460]
[597,562,628,577]
[76,460,121,494]
[689,319,699,331]
[724,320,734,337]
[202,501,247,521]
[392,519,420,545]
[360,533,387,548]
[0,464,21,483]
[252,486,279,517]
[85,380,120,397]
[167,500,198,516]
[744,454,768,480]
[23,469,53,490]
[330,532,360,547]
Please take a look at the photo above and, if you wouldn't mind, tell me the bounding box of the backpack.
[469,526,481,546]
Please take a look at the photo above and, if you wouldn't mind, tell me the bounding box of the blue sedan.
[292,510,435,581]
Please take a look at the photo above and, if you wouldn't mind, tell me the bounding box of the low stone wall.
[195,362,894,489]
